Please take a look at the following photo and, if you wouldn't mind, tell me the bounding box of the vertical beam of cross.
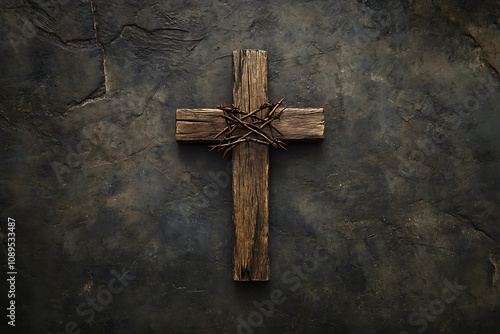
[231,50,270,281]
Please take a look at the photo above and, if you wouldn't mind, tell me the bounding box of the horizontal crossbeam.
[176,108,324,143]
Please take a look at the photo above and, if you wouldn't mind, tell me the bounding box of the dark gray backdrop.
[1,0,499,333]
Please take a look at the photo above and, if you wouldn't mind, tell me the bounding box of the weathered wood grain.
[176,108,325,143]
[231,50,270,281]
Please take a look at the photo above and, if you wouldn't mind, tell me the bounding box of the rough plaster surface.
[0,0,499,333]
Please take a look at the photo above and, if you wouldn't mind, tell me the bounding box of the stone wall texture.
[0,0,499,333]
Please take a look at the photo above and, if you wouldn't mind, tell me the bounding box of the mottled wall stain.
[0,0,499,333]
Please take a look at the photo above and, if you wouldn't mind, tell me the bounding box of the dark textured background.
[1,0,499,333]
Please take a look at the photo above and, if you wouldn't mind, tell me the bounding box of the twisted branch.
[210,98,287,157]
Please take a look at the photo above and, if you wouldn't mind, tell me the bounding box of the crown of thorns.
[210,98,287,157]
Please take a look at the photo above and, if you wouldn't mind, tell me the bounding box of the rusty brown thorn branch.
[210,98,287,157]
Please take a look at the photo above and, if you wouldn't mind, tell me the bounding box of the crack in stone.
[50,35,97,49]
[444,210,496,242]
[208,53,232,66]
[67,1,108,110]
[489,252,500,286]
[467,217,496,241]
[113,23,188,40]
[172,283,205,293]
[432,2,500,77]
[90,0,109,100]
[108,23,205,46]
[68,82,106,108]
[464,32,500,78]
[24,0,92,51]
[396,238,455,253]
[0,110,15,127]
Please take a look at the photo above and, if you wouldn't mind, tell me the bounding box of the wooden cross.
[176,50,324,281]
